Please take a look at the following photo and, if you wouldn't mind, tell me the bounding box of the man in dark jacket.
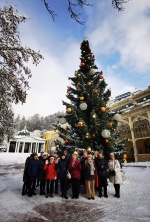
[22,153,34,195]
[27,153,39,197]
[38,153,47,195]
[96,152,108,198]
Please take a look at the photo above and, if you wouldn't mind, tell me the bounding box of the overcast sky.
[2,0,150,117]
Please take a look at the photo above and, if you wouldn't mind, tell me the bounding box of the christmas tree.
[54,39,127,160]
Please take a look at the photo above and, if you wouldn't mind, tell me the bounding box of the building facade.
[109,86,150,162]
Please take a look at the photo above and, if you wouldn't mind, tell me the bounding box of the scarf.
[89,161,95,175]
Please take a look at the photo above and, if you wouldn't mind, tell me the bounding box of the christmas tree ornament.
[81,62,85,66]
[94,89,98,94]
[86,133,89,136]
[122,154,127,159]
[87,147,91,152]
[77,121,84,127]
[100,107,106,112]
[92,133,96,137]
[59,117,67,125]
[89,68,95,75]
[56,145,59,148]
[77,73,81,77]
[85,134,89,138]
[88,57,91,60]
[79,102,87,110]
[87,82,92,86]
[109,122,113,127]
[105,139,109,143]
[101,129,111,138]
[99,74,103,79]
[67,87,71,92]
[80,96,84,101]
[113,113,121,121]
[76,82,81,87]
[92,114,97,119]
[67,108,72,113]
[65,139,69,143]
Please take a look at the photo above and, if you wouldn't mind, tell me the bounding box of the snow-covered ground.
[0,153,150,222]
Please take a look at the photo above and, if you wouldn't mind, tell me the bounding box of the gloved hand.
[45,160,48,164]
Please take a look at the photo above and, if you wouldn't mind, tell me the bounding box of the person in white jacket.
[108,153,123,198]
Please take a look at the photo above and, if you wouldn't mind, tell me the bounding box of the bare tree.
[0,5,43,140]
[41,0,130,24]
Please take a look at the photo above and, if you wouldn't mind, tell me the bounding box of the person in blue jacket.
[27,153,39,197]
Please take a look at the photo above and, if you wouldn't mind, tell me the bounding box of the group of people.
[22,149,123,200]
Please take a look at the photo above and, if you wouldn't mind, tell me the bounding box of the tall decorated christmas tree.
[54,39,127,160]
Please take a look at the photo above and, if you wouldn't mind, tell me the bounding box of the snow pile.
[0,153,150,221]
[123,162,150,167]
[0,152,32,165]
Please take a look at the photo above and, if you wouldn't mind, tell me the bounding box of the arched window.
[118,122,132,139]
[133,119,150,138]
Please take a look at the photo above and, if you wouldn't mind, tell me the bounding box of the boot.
[22,184,26,195]
[104,186,108,198]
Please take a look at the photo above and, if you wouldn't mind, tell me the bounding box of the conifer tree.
[54,39,127,160]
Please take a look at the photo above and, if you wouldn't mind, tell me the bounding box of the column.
[17,142,20,153]
[22,142,25,153]
[15,142,18,153]
[128,116,138,162]
[37,143,39,153]
[147,110,150,121]
[30,143,33,153]
[43,142,45,152]
[7,142,10,152]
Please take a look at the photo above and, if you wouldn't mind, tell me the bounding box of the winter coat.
[23,156,31,182]
[80,157,88,180]
[44,162,57,180]
[84,161,96,181]
[38,158,46,181]
[68,159,82,179]
[57,157,69,180]
[96,158,108,178]
[27,158,39,177]
[108,159,123,184]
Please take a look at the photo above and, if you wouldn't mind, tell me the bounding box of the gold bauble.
[80,96,84,101]
[87,147,91,152]
[67,108,72,113]
[92,114,97,119]
[87,82,92,86]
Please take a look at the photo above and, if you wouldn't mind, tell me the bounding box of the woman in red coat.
[68,154,82,199]
[44,157,57,198]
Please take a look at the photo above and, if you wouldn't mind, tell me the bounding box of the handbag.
[109,169,115,176]
[66,170,71,179]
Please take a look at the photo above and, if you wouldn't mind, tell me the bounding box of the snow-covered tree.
[0,5,43,140]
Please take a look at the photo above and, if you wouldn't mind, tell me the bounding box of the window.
[118,122,132,139]
[134,119,150,138]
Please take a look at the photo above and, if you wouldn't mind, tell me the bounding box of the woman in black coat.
[57,154,69,199]
[84,155,96,200]
[96,152,108,198]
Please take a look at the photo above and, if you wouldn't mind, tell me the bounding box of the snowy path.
[0,154,150,222]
